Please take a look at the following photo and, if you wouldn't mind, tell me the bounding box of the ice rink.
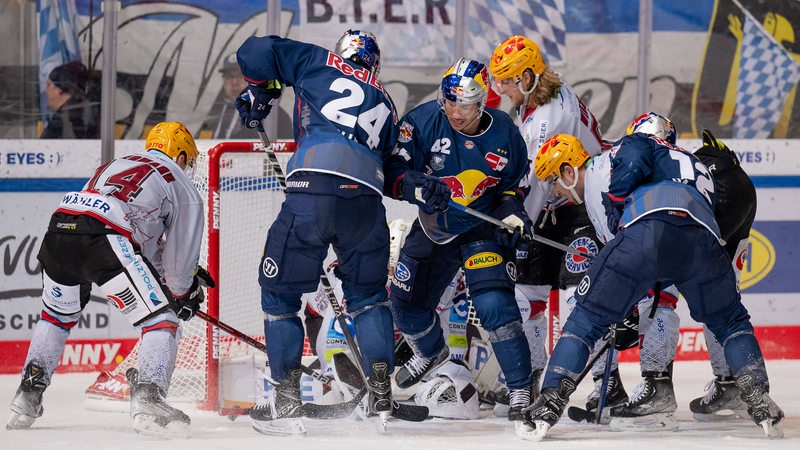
[1,360,797,450]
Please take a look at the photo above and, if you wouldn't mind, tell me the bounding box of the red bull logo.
[440,169,500,206]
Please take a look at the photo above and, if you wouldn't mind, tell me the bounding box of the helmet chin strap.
[516,73,539,119]
[556,167,583,205]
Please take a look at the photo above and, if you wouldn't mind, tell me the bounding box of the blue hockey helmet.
[335,29,381,78]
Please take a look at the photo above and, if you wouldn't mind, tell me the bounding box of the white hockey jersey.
[583,151,615,244]
[518,82,609,217]
[54,150,203,295]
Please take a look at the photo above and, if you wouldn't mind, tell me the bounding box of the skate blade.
[609,413,678,432]
[760,420,784,439]
[6,411,36,430]
[692,409,748,422]
[515,420,549,442]
[377,411,390,433]
[252,417,307,436]
[132,414,190,439]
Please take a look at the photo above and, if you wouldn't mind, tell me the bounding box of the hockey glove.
[235,80,282,129]
[398,170,451,213]
[493,194,534,249]
[170,277,204,321]
[607,308,639,351]
[601,192,622,237]
[195,266,216,288]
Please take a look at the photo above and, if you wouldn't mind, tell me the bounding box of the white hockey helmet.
[335,29,381,78]
[626,112,677,145]
[414,360,480,420]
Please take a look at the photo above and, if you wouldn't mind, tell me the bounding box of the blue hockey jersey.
[237,35,399,194]
[386,101,530,243]
[606,133,721,239]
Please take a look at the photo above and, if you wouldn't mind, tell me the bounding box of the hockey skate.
[567,368,628,424]
[494,369,541,419]
[250,368,307,436]
[689,376,748,421]
[127,369,190,439]
[735,374,784,439]
[517,377,576,442]
[609,373,678,431]
[367,360,392,431]
[394,345,450,389]
[7,363,46,430]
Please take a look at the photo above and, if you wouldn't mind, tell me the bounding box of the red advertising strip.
[617,326,800,362]
[1,326,799,374]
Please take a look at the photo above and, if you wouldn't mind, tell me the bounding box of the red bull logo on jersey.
[440,169,500,206]
[398,122,413,143]
[464,252,502,269]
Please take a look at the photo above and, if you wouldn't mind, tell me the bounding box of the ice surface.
[1,360,798,449]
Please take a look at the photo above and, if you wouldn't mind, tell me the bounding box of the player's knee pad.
[139,312,180,337]
[261,290,303,317]
[486,319,524,344]
[461,240,515,293]
[344,288,389,318]
[468,289,520,332]
[561,305,607,348]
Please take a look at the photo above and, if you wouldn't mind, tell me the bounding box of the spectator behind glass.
[208,53,250,139]
[41,61,100,139]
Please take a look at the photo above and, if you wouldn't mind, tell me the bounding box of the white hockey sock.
[23,319,71,385]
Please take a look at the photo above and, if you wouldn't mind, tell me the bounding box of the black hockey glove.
[171,276,204,321]
[195,266,216,288]
[236,80,282,129]
[493,194,534,250]
[398,170,451,213]
[607,308,640,351]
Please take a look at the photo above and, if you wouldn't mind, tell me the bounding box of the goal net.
[85,140,314,413]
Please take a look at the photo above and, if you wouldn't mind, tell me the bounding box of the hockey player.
[6,121,206,438]
[385,57,538,439]
[524,130,784,440]
[234,30,401,435]
[487,35,622,418]
[688,128,756,420]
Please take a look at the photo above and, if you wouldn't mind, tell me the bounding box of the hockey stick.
[446,201,594,259]
[594,324,617,424]
[255,127,428,423]
[194,310,368,419]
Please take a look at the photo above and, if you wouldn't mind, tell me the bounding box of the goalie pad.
[414,360,480,419]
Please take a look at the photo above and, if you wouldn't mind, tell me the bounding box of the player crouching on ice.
[6,122,208,439]
[521,129,784,440]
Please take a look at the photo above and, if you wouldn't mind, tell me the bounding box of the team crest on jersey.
[485,153,508,171]
[430,153,446,171]
[465,140,475,149]
[565,236,598,273]
[398,122,413,143]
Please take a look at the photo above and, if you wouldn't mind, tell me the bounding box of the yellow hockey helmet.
[534,134,590,182]
[489,35,546,81]
[145,121,198,168]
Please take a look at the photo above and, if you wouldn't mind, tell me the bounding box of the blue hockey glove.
[399,171,451,213]
[601,192,622,236]
[235,80,282,129]
[494,194,534,249]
